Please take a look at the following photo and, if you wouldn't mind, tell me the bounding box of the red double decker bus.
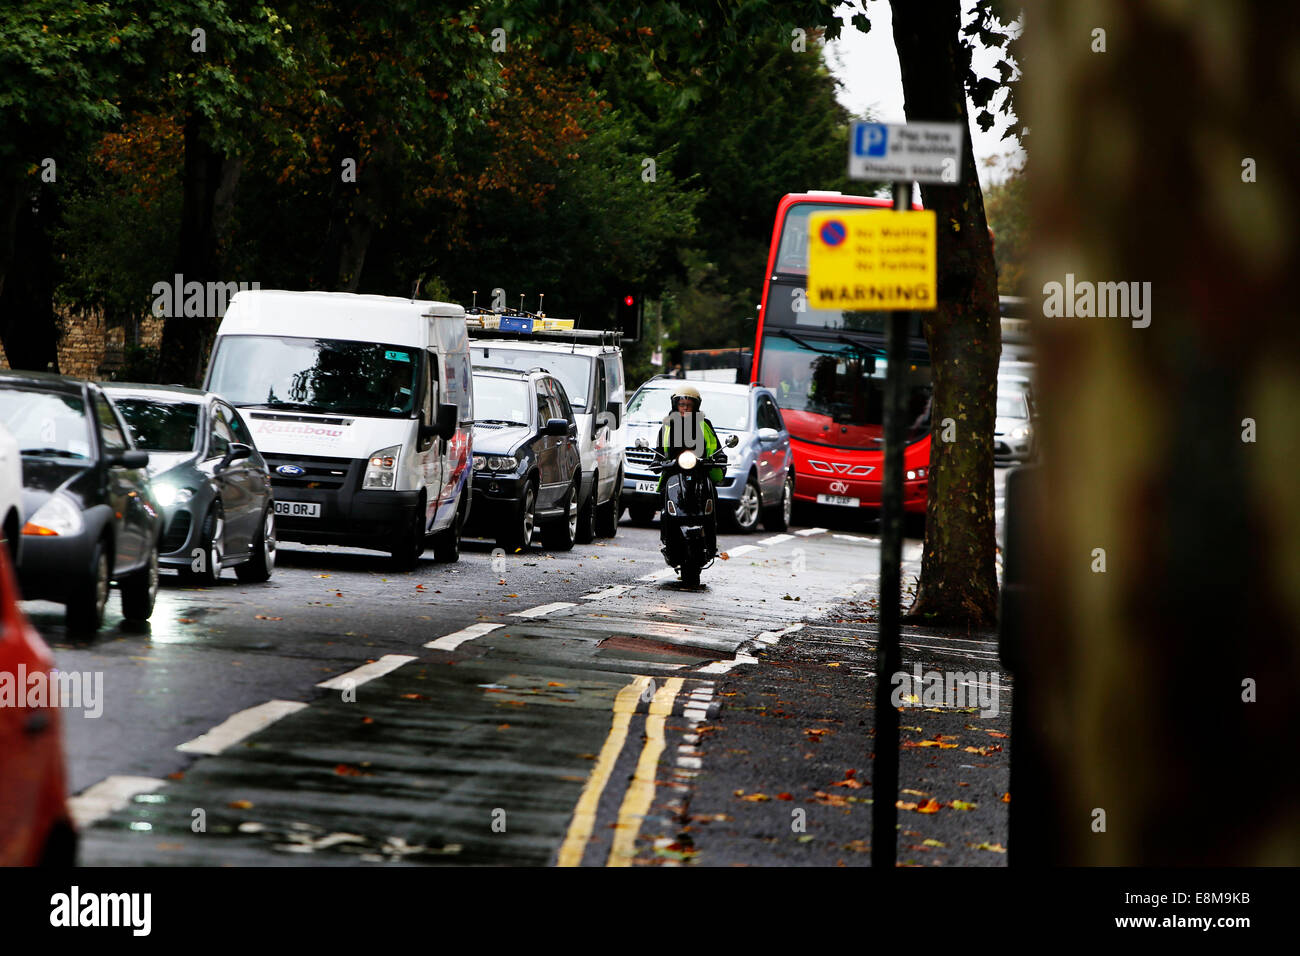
[750,192,932,517]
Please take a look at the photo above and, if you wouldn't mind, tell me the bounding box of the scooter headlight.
[677,450,697,470]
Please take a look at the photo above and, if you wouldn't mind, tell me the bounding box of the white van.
[468,328,625,541]
[205,290,473,566]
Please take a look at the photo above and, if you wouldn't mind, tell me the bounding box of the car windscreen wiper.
[20,447,87,458]
[475,418,529,427]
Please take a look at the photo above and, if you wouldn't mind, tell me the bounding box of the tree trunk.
[1018,2,1300,863]
[155,112,225,386]
[0,182,60,372]
[890,0,1001,626]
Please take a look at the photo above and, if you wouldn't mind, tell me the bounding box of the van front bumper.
[271,485,423,548]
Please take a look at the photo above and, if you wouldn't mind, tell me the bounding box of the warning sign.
[807,210,937,311]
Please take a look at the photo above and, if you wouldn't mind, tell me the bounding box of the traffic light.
[616,292,641,341]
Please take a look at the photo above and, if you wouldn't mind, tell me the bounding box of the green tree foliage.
[983,172,1026,294]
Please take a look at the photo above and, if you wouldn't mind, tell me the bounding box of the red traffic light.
[623,295,635,307]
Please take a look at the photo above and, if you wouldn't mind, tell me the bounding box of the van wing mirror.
[436,402,459,441]
[605,400,621,429]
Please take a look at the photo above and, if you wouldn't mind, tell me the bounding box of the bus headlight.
[677,450,697,470]
[906,467,928,481]
[363,444,402,489]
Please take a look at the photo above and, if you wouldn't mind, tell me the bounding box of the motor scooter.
[645,434,738,586]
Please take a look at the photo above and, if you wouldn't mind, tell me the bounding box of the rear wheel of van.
[541,479,578,551]
[432,493,464,563]
[390,504,426,570]
[595,471,622,538]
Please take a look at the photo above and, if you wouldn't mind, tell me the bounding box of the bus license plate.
[274,500,321,518]
[635,481,658,494]
[817,493,860,508]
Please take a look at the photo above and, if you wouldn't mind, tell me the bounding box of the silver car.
[102,384,276,584]
[995,378,1037,463]
[621,379,793,533]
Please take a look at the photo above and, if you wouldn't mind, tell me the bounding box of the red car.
[0,540,76,865]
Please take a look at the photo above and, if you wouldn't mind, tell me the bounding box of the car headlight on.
[153,483,195,508]
[677,450,697,470]
[1011,426,1030,440]
[23,493,84,537]
[906,467,928,481]
[486,456,518,472]
[363,444,402,489]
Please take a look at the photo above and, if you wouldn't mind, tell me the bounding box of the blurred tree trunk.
[0,182,60,372]
[891,0,1001,627]
[1020,2,1300,863]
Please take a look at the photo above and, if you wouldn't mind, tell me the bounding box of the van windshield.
[209,335,421,418]
[470,346,592,410]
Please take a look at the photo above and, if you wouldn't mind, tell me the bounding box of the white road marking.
[794,527,827,536]
[176,700,308,756]
[69,775,168,829]
[509,602,577,618]
[725,545,760,557]
[425,622,503,651]
[317,654,417,690]
[682,707,709,720]
[833,534,877,544]
[758,534,794,546]
[638,569,677,582]
[676,756,703,769]
[581,585,632,600]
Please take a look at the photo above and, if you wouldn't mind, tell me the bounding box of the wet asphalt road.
[29,469,1011,866]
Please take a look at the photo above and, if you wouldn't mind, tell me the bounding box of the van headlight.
[677,450,697,470]
[23,494,84,536]
[363,444,402,489]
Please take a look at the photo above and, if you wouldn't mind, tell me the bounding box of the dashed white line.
[509,602,577,619]
[424,621,503,651]
[725,545,760,557]
[794,527,827,536]
[581,585,632,600]
[176,700,308,756]
[638,569,677,582]
[758,533,794,546]
[69,775,168,829]
[833,534,877,544]
[317,654,417,690]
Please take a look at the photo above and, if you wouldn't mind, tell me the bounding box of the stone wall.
[0,307,164,380]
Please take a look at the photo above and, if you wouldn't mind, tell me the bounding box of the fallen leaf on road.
[949,800,978,811]
[831,778,863,789]
[987,730,1009,738]
[228,800,254,809]
[177,618,196,624]
[970,842,1006,852]
[166,772,184,781]
[497,723,510,731]
[361,717,374,724]
[399,693,426,701]
[719,552,729,560]
[901,788,929,797]
[254,614,283,621]
[923,838,947,848]
[963,745,992,755]
[915,799,943,814]
[895,800,918,811]
[776,792,794,801]
[826,662,841,667]
[334,764,366,777]
[1001,792,1011,803]
[547,681,566,687]
[816,791,851,807]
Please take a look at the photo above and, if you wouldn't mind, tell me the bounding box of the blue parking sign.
[855,123,888,158]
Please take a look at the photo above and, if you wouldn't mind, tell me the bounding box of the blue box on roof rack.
[499,316,534,333]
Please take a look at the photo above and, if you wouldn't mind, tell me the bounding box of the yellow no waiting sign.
[807,210,937,311]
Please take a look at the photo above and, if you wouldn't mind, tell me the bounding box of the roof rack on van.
[465,308,622,349]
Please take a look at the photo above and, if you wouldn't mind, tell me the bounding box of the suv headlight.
[472,455,486,471]
[23,493,84,536]
[363,444,402,489]
[486,456,518,472]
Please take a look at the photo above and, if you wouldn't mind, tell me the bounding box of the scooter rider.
[656,386,724,541]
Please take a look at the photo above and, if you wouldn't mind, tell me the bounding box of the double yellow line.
[556,675,683,867]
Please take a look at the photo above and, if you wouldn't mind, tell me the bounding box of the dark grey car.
[102,384,275,584]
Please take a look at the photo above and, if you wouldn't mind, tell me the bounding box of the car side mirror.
[110,450,149,469]
[436,402,458,441]
[728,433,743,447]
[216,442,252,471]
[545,418,570,437]
[754,428,776,444]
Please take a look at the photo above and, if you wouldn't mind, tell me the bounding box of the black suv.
[467,367,582,551]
